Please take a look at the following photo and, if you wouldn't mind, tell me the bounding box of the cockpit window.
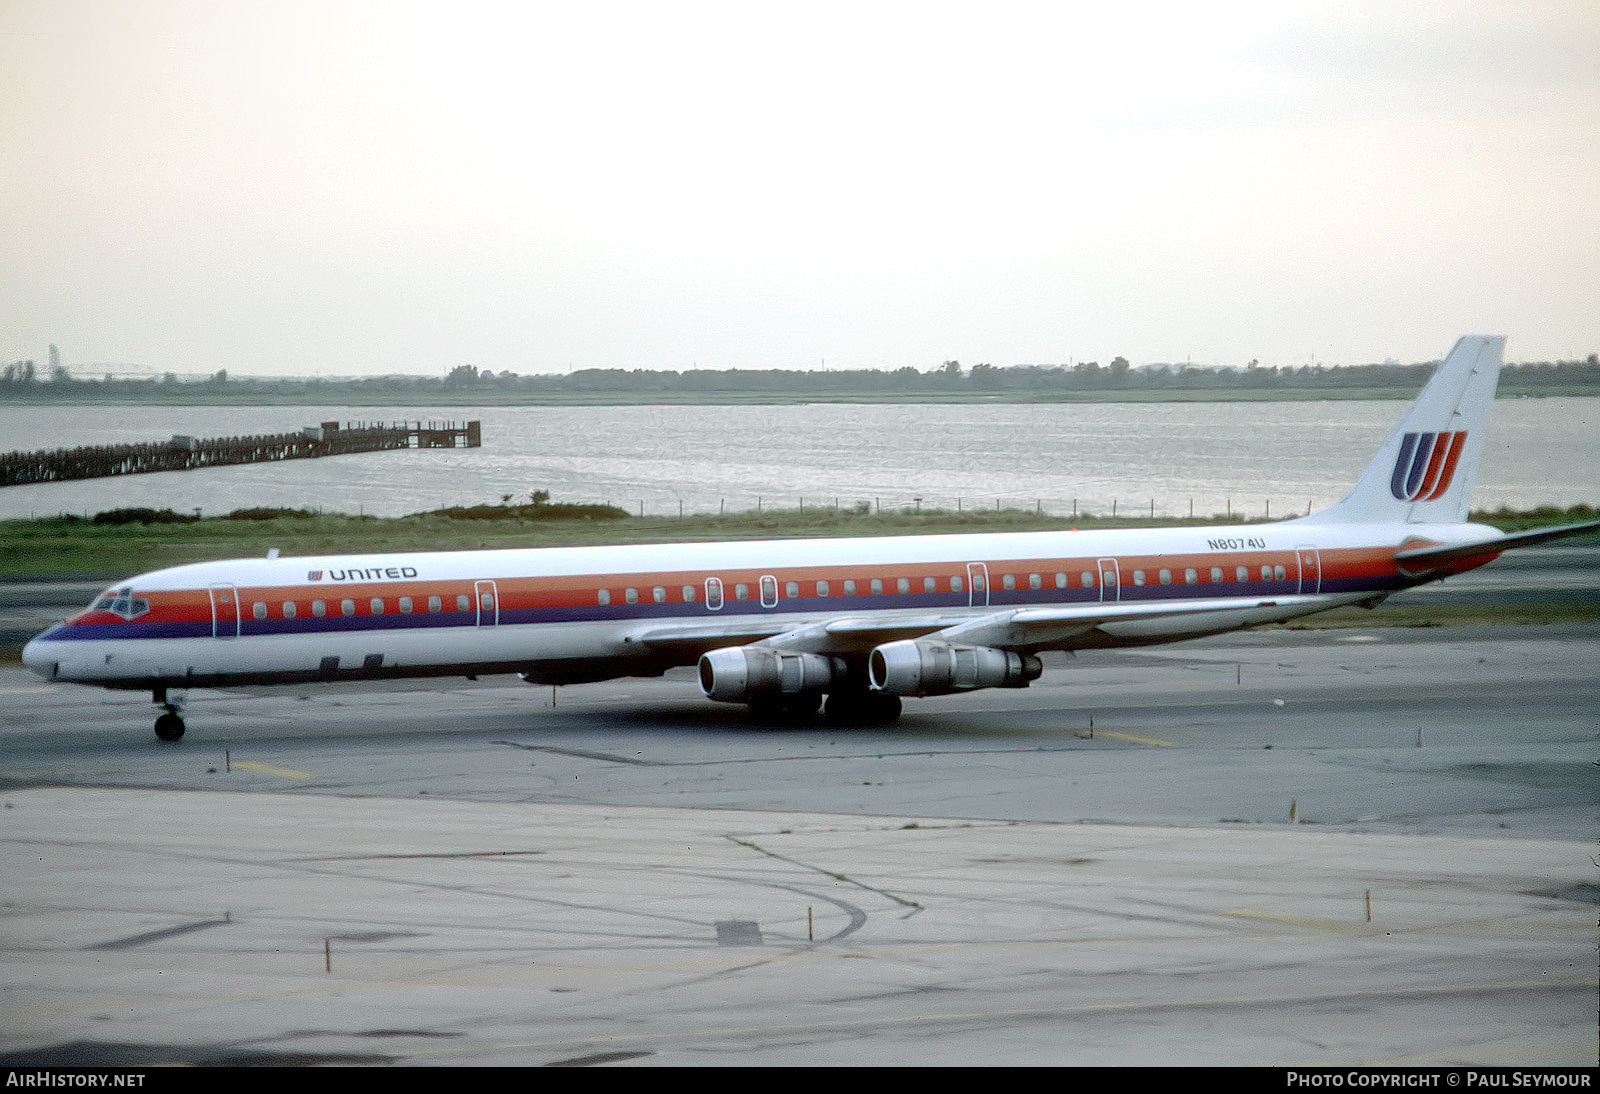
[91,586,150,620]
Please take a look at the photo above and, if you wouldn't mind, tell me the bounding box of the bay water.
[0,398,1593,523]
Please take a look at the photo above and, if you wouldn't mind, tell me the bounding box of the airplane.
[20,335,1600,740]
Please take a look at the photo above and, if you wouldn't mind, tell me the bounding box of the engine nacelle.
[698,646,844,704]
[868,640,1042,697]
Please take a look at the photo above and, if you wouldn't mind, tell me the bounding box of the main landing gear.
[152,686,186,741]
[747,686,902,726]
[744,689,902,726]
[824,690,902,726]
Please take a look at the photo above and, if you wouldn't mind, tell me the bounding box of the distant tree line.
[5,354,1599,399]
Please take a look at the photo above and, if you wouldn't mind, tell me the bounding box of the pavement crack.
[495,741,664,766]
[725,835,922,909]
[87,918,233,951]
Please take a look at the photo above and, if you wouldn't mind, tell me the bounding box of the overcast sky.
[3,0,1597,377]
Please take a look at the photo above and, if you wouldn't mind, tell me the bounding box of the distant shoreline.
[3,386,1599,408]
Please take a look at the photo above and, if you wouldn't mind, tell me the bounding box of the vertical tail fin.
[1317,335,1504,525]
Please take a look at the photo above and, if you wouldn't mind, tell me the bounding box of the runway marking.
[228,760,315,780]
[1083,730,1179,747]
[1220,908,1372,931]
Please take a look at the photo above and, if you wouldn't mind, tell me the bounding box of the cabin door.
[475,580,499,626]
[1096,558,1121,603]
[1296,547,1322,595]
[209,584,240,638]
[966,563,989,608]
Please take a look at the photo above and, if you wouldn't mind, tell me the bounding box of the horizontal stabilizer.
[1393,518,1600,571]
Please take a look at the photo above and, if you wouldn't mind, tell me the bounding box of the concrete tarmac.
[0,624,1596,1067]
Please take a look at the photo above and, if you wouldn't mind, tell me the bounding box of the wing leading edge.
[627,591,1350,661]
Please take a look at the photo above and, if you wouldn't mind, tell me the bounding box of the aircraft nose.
[21,634,57,680]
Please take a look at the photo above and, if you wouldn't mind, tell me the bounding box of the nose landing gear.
[152,686,186,741]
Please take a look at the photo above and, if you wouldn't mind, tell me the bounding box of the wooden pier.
[0,420,481,487]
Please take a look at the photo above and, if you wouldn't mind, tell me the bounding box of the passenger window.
[816,580,829,597]
[843,579,856,595]
[1133,570,1146,586]
[457,594,470,612]
[786,581,800,598]
[399,596,413,613]
[1081,571,1095,587]
[734,583,749,600]
[341,599,356,616]
[1274,564,1287,581]
[1210,567,1223,583]
[428,595,442,612]
[924,576,937,593]
[283,601,297,618]
[1261,565,1272,581]
[1185,568,1197,584]
[598,589,611,605]
[252,601,267,620]
[370,598,384,614]
[1002,574,1016,590]
[312,599,327,617]
[1029,573,1042,590]
[951,575,963,593]
[973,575,986,592]
[1236,566,1248,582]
[1159,569,1172,585]
[625,587,639,604]
[897,578,910,594]
[870,578,883,595]
[1055,572,1067,589]
[653,586,667,603]
[682,585,697,602]
[480,592,494,611]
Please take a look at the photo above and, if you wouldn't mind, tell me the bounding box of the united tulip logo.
[1390,431,1467,502]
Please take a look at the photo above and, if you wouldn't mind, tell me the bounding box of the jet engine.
[868,639,1042,697]
[698,646,844,704]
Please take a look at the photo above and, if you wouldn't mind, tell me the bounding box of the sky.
[2,0,1597,377]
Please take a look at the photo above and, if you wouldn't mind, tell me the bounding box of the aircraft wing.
[623,593,1340,660]
[618,614,964,661]
[915,595,1338,650]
